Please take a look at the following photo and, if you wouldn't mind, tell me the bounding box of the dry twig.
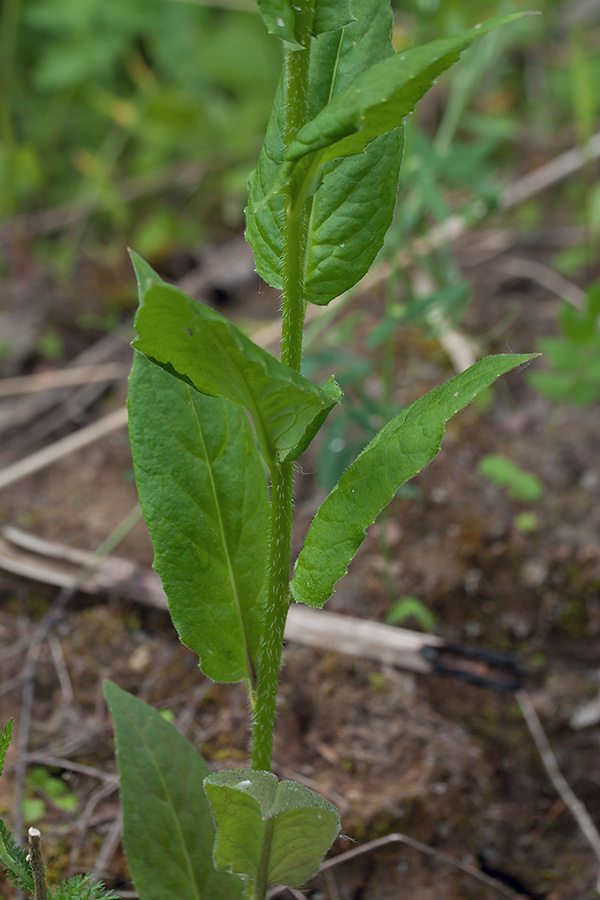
[0,364,130,399]
[0,407,128,491]
[319,832,529,898]
[516,689,600,869]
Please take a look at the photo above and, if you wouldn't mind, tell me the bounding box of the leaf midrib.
[188,391,254,685]
[127,711,204,900]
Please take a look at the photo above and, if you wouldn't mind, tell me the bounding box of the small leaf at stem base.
[204,770,340,889]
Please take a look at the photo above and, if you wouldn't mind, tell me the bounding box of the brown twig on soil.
[11,506,142,852]
[321,868,341,900]
[27,827,48,900]
[0,364,130,398]
[92,815,123,881]
[319,833,530,899]
[23,755,117,784]
[0,332,130,455]
[516,689,600,868]
[0,526,165,606]
[47,635,76,711]
[495,257,587,309]
[267,888,306,900]
[0,407,128,491]
[68,780,119,872]
[13,589,74,849]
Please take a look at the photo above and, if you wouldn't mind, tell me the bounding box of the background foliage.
[2,0,597,269]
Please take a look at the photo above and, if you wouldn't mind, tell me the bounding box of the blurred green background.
[2,0,598,276]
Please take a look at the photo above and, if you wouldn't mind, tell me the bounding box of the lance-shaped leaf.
[304,129,402,305]
[204,770,340,889]
[131,253,340,465]
[104,682,243,900]
[247,0,400,306]
[274,13,534,197]
[291,354,538,608]
[129,352,269,684]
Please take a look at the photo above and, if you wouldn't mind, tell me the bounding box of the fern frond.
[0,818,34,894]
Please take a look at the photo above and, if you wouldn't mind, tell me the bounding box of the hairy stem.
[250,1,314,775]
[251,461,294,771]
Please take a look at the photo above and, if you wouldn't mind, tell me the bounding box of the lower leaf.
[104,681,243,900]
[204,770,340,890]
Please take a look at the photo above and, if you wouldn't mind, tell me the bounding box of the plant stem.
[245,820,274,900]
[280,8,313,373]
[250,1,314,774]
[27,828,48,900]
[251,461,294,771]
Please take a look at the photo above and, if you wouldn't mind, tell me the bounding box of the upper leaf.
[204,770,340,888]
[304,130,403,305]
[104,682,243,900]
[254,0,353,48]
[313,0,354,38]
[274,13,533,195]
[131,252,340,465]
[129,352,269,685]
[291,354,538,607]
[247,0,400,306]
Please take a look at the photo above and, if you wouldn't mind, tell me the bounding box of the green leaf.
[254,0,353,48]
[304,130,403,305]
[0,820,34,894]
[313,0,354,37]
[247,0,402,306]
[128,352,269,685]
[280,14,533,177]
[254,0,302,48]
[131,253,340,464]
[291,354,537,607]
[204,770,340,889]
[104,682,243,900]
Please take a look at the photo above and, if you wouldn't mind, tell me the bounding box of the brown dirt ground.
[0,231,599,900]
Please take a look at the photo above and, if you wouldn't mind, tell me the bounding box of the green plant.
[386,596,437,631]
[0,720,117,900]
[478,453,544,502]
[102,4,538,899]
[24,767,79,821]
[528,283,600,407]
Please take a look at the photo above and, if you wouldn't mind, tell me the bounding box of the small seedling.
[478,453,544,503]
[528,282,600,407]
[0,720,118,900]
[386,596,437,632]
